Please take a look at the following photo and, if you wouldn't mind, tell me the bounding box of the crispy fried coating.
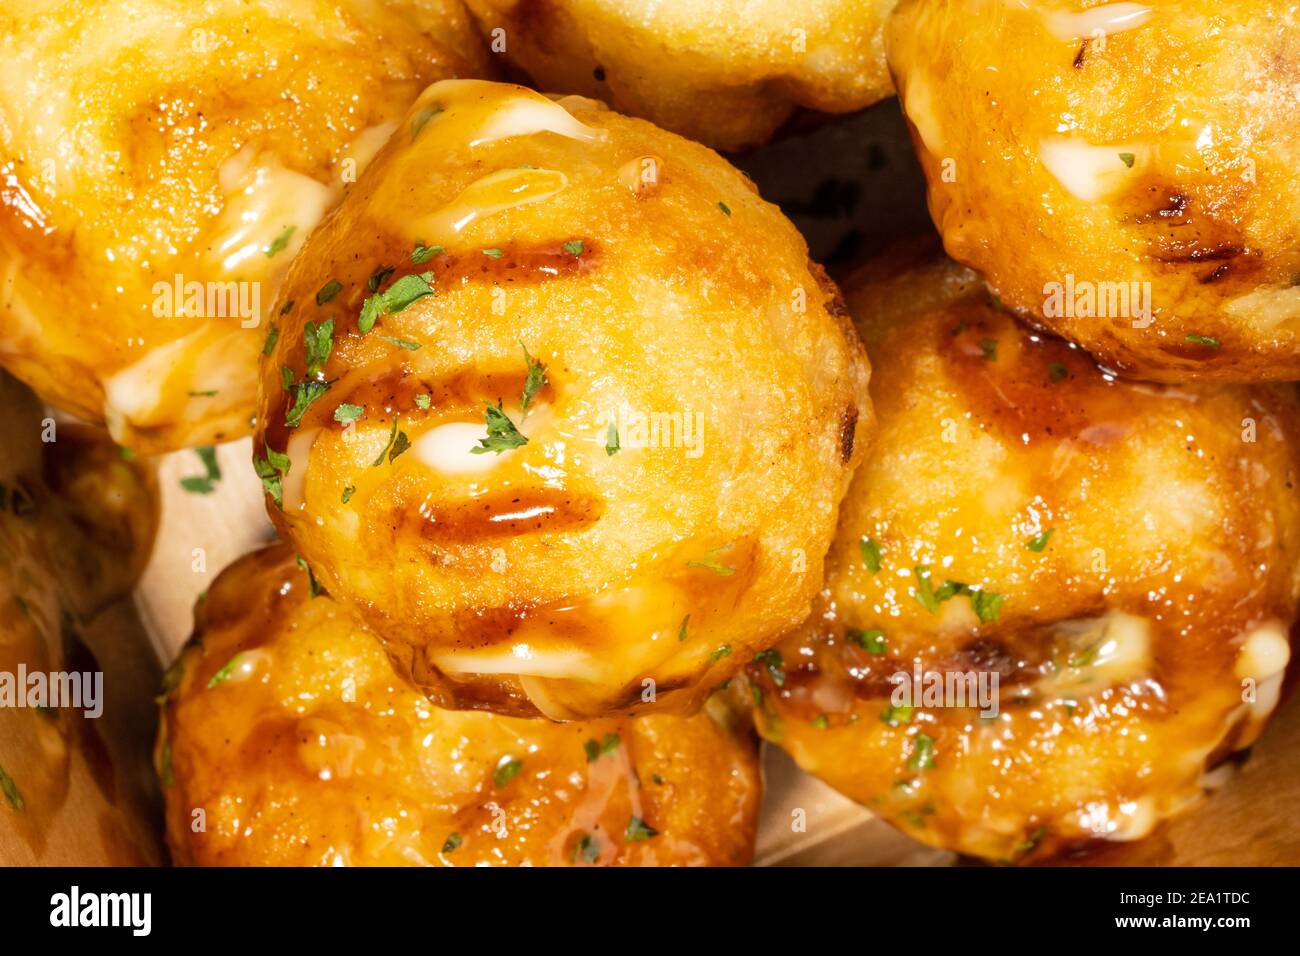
[0,0,489,452]
[255,80,873,719]
[736,245,1300,862]
[158,545,761,866]
[464,0,897,150]
[888,0,1300,381]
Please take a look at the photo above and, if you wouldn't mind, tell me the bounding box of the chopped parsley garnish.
[520,344,547,412]
[295,555,323,597]
[180,446,221,494]
[1026,529,1054,552]
[978,338,998,361]
[562,239,584,257]
[442,833,462,854]
[1185,334,1221,348]
[605,422,620,455]
[159,740,174,787]
[380,335,422,351]
[908,732,937,770]
[718,201,731,216]
[584,733,620,762]
[367,265,395,292]
[334,403,364,424]
[881,704,914,726]
[264,225,296,258]
[281,366,295,391]
[1117,152,1136,168]
[0,765,23,810]
[493,755,523,787]
[812,714,830,729]
[285,379,330,428]
[388,430,411,462]
[411,242,443,264]
[571,833,600,864]
[860,536,882,572]
[970,589,1005,623]
[483,248,504,259]
[358,271,434,334]
[254,448,291,508]
[304,318,334,376]
[625,816,658,841]
[410,103,442,139]
[677,614,690,642]
[414,394,432,410]
[708,645,732,665]
[471,402,528,455]
[315,279,342,306]
[372,418,399,466]
[341,485,356,505]
[281,299,295,316]
[912,565,942,613]
[1048,362,1068,383]
[188,389,218,398]
[847,628,886,654]
[753,649,785,685]
[206,654,242,689]
[687,547,735,576]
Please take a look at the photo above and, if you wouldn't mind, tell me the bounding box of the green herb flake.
[304,318,334,376]
[605,421,620,456]
[718,201,731,216]
[358,272,434,334]
[414,393,432,410]
[970,589,1005,623]
[206,654,242,689]
[860,536,882,572]
[372,418,400,467]
[411,242,443,264]
[708,645,732,665]
[881,704,914,727]
[380,336,421,351]
[677,614,690,642]
[1185,334,1221,349]
[483,248,504,259]
[1118,152,1136,168]
[625,816,658,841]
[493,755,523,788]
[315,279,342,306]
[1048,362,1068,383]
[908,732,937,771]
[179,446,221,494]
[334,403,364,424]
[264,225,296,258]
[470,402,528,455]
[442,832,462,854]
[367,265,395,292]
[687,547,735,577]
[562,239,584,257]
[571,833,600,864]
[584,733,620,763]
[753,648,785,686]
[295,554,323,598]
[1026,528,1054,552]
[812,714,830,729]
[410,103,443,140]
[520,344,547,412]
[0,765,23,810]
[847,628,887,654]
[341,485,356,505]
[979,338,998,361]
[285,379,330,428]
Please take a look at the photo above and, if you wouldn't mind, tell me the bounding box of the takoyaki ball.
[158,545,761,866]
[887,0,1300,382]
[256,80,873,720]
[463,0,898,151]
[736,246,1300,862]
[0,0,490,453]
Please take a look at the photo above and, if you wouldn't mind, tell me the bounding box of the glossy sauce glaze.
[888,0,1300,381]
[735,247,1300,862]
[158,545,761,866]
[0,0,491,452]
[256,79,873,719]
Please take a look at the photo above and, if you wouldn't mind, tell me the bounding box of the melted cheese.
[1039,138,1146,202]
[409,79,607,152]
[282,427,320,512]
[412,421,510,475]
[411,168,568,241]
[1041,3,1154,41]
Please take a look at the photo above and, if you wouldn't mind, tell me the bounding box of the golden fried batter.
[0,0,490,452]
[255,80,872,719]
[888,0,1300,381]
[736,244,1300,862]
[464,0,897,150]
[158,545,761,866]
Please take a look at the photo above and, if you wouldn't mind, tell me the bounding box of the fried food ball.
[0,372,161,865]
[255,79,873,719]
[158,544,761,866]
[463,0,898,151]
[887,0,1300,382]
[0,0,490,453]
[734,243,1300,862]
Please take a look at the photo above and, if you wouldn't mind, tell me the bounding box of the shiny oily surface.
[0,373,161,865]
[158,545,761,866]
[888,0,1300,381]
[736,246,1300,862]
[464,0,897,151]
[255,79,872,719]
[0,0,489,453]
